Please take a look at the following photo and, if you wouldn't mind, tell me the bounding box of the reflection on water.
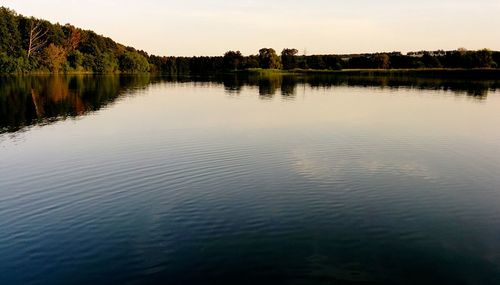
[201,74,500,98]
[0,75,151,133]
[1,74,499,134]
[1,75,500,285]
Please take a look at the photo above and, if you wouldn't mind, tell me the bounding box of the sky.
[1,0,499,56]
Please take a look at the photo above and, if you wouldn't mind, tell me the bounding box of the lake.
[1,75,500,285]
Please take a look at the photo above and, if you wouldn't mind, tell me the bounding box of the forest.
[2,7,500,74]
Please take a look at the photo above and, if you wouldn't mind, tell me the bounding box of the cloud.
[290,148,438,183]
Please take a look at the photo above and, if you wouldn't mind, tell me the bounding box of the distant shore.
[3,68,500,80]
[238,68,500,79]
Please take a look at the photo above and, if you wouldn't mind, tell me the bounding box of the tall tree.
[223,51,243,71]
[259,48,281,69]
[473,49,493,68]
[64,25,81,52]
[27,19,48,59]
[374,54,391,69]
[281,48,298,70]
[43,44,66,72]
[0,7,22,57]
[119,51,150,73]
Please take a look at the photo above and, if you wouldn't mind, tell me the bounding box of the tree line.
[2,7,500,74]
[0,7,150,73]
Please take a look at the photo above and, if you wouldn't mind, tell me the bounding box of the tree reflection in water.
[1,74,498,134]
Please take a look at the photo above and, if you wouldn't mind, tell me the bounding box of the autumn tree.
[43,44,66,72]
[64,25,81,52]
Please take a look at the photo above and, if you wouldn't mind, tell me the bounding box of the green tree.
[67,50,83,70]
[281,48,298,70]
[119,51,150,73]
[259,48,282,69]
[81,53,96,71]
[473,49,493,68]
[242,55,259,69]
[96,52,119,73]
[223,51,243,71]
[0,52,18,72]
[0,7,22,57]
[422,52,442,68]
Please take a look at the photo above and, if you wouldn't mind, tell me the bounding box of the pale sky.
[1,0,499,56]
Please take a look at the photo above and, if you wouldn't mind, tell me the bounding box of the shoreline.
[2,68,500,79]
[238,68,500,79]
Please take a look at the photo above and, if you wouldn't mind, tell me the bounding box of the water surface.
[1,75,500,285]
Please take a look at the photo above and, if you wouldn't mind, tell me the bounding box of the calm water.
[1,75,500,285]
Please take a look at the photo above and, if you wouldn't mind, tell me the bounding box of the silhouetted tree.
[422,52,442,68]
[374,54,391,69]
[242,55,259,69]
[223,51,243,71]
[473,49,494,68]
[281,48,298,70]
[259,48,281,69]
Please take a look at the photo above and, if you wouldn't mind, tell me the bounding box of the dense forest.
[2,7,500,74]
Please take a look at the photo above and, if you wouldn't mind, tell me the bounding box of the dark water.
[1,75,500,285]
